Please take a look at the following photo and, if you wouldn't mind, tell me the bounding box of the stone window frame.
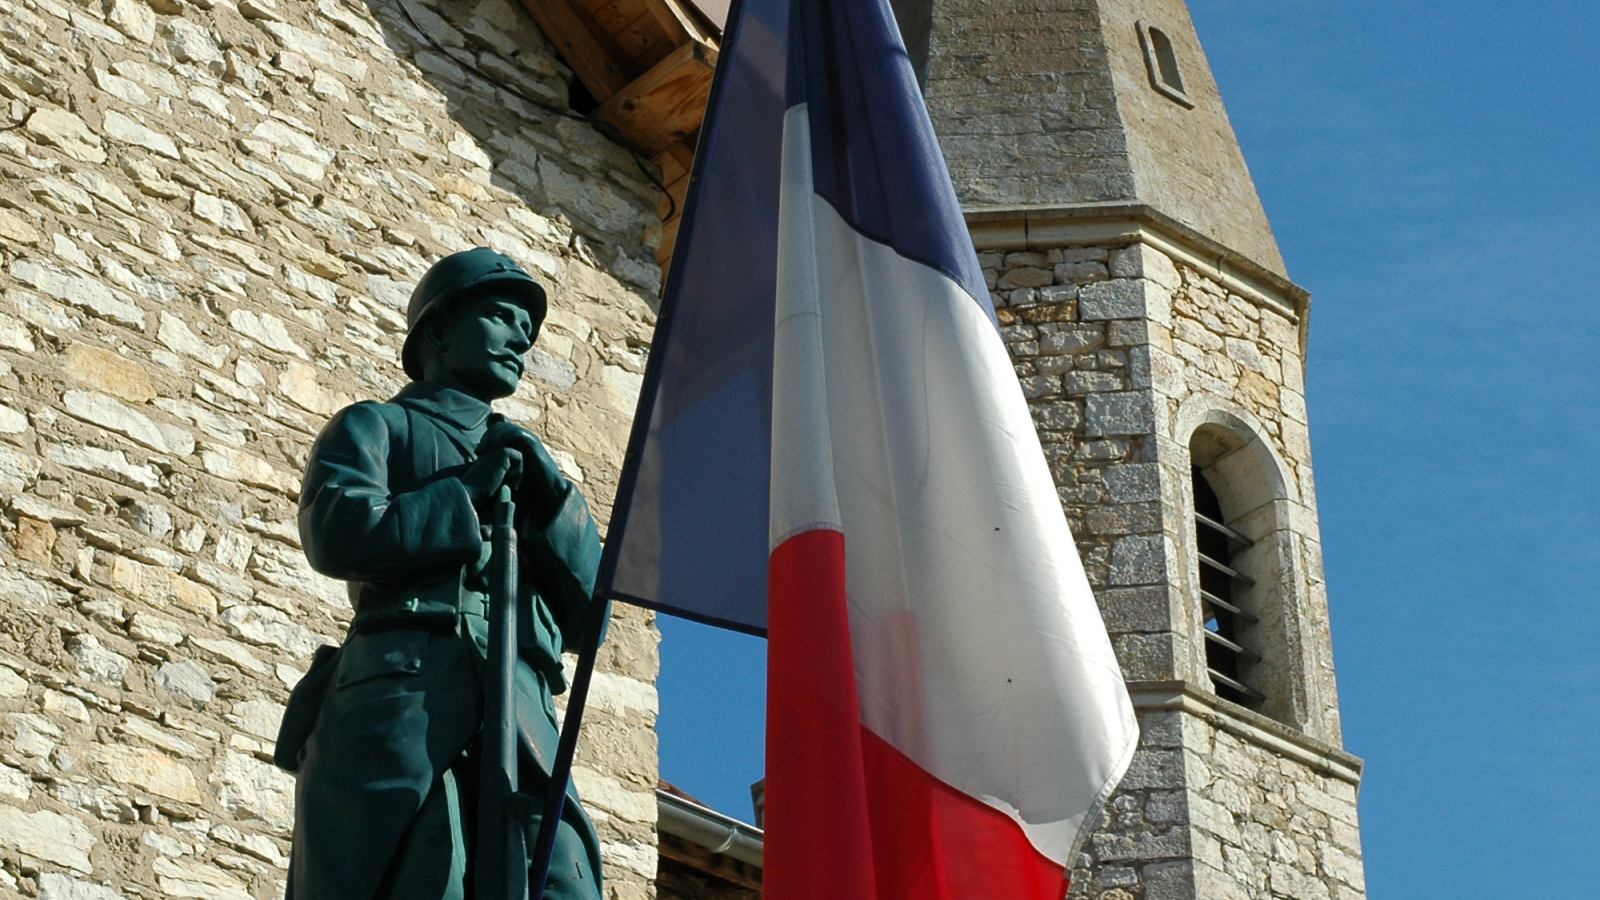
[1136,20,1196,109]
[1174,399,1320,733]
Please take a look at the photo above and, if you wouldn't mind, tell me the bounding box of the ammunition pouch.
[274,643,341,773]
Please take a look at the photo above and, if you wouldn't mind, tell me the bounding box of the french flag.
[599,0,1140,893]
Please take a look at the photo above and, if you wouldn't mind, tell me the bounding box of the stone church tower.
[906,1,1368,898]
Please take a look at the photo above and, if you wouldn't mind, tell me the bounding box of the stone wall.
[1180,711,1364,900]
[925,0,1137,209]
[0,0,663,895]
[1065,694,1364,900]
[984,237,1336,736]
[984,236,1363,900]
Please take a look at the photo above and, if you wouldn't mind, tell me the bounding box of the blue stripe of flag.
[600,0,990,633]
[788,0,991,313]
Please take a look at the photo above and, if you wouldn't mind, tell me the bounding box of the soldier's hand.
[479,417,565,513]
[461,446,523,507]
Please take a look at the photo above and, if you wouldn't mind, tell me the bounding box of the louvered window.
[1192,466,1263,708]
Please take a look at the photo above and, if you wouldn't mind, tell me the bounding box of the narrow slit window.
[1138,21,1195,108]
[1192,465,1263,709]
[1150,28,1183,92]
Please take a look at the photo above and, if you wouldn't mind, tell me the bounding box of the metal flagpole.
[478,486,529,900]
[526,594,610,899]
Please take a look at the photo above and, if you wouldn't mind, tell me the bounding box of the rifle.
[477,485,528,900]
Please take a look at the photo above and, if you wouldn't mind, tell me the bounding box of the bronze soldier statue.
[275,248,605,900]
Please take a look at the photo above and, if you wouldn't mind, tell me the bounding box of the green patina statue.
[275,248,605,900]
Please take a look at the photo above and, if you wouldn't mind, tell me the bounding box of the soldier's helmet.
[402,247,549,380]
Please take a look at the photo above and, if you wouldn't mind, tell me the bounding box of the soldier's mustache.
[488,351,524,374]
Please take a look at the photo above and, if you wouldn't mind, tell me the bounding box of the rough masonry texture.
[983,244,1363,900]
[0,0,662,897]
[924,0,1287,275]
[930,0,1368,898]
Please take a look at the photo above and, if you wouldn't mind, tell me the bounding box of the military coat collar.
[392,381,493,433]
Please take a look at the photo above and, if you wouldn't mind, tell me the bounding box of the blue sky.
[652,2,1600,896]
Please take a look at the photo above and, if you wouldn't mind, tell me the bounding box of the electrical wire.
[393,0,678,222]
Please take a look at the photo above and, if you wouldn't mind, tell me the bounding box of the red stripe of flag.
[765,528,876,900]
[766,528,1070,900]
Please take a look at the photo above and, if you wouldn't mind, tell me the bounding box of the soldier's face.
[423,289,538,400]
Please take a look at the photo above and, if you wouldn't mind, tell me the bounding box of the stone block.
[1031,400,1083,432]
[65,391,189,456]
[1135,709,1183,749]
[280,361,334,413]
[1118,748,1185,792]
[0,666,24,699]
[1064,370,1126,395]
[0,805,95,873]
[1110,244,1181,290]
[265,22,371,79]
[221,605,333,659]
[1269,861,1331,900]
[1085,392,1155,436]
[1019,374,1061,399]
[101,110,179,159]
[1039,325,1103,355]
[191,638,269,676]
[210,750,296,831]
[1080,279,1172,326]
[130,612,186,646]
[23,107,106,164]
[1039,284,1078,304]
[82,743,204,804]
[1143,860,1196,900]
[1085,502,1162,535]
[156,659,215,703]
[1113,632,1175,680]
[0,209,41,247]
[38,873,126,900]
[69,633,130,684]
[14,516,56,563]
[997,265,1052,289]
[1317,840,1365,890]
[1101,463,1162,504]
[105,556,218,616]
[1260,309,1298,349]
[12,258,145,328]
[200,447,298,497]
[1092,826,1189,862]
[1053,260,1108,284]
[152,857,253,900]
[0,403,31,434]
[105,0,156,43]
[1281,388,1308,423]
[1109,534,1165,585]
[193,192,255,235]
[1097,586,1170,632]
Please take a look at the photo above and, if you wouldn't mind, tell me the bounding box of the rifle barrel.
[477,486,527,900]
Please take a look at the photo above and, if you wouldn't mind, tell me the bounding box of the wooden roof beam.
[590,40,716,157]
[517,0,632,100]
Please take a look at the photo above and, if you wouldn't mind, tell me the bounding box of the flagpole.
[525,594,609,899]
[526,0,757,894]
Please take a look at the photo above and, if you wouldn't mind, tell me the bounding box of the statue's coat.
[285,380,604,900]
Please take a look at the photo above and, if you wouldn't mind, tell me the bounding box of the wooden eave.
[517,0,721,271]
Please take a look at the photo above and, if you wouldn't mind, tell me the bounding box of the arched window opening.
[1137,21,1195,108]
[1192,465,1263,709]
